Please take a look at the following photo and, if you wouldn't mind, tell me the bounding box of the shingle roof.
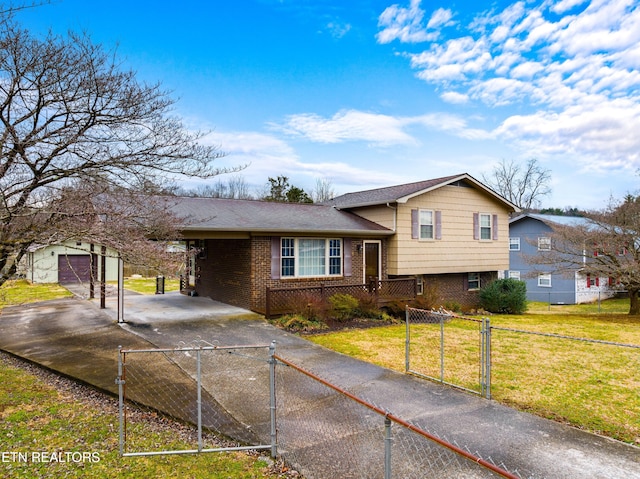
[509,213,590,227]
[164,196,394,235]
[324,173,519,211]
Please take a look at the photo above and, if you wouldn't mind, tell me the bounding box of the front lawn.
[0,353,284,479]
[308,300,640,445]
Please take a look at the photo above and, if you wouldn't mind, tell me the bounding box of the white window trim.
[538,273,552,287]
[538,237,551,251]
[419,209,434,240]
[509,237,520,251]
[508,270,521,280]
[281,238,343,278]
[479,213,492,241]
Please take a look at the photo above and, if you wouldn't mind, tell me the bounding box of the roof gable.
[325,173,519,212]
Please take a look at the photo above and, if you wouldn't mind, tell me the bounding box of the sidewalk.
[0,291,638,478]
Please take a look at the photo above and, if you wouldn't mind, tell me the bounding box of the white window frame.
[281,238,342,278]
[479,213,492,240]
[419,210,434,240]
[509,237,520,251]
[508,270,521,280]
[538,273,552,287]
[538,237,551,251]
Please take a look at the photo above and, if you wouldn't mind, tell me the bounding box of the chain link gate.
[405,307,491,398]
[116,340,277,457]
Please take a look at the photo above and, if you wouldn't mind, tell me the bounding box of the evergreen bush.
[479,278,527,314]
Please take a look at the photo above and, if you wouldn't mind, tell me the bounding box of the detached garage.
[20,241,118,284]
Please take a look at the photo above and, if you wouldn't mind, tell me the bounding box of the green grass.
[115,277,180,295]
[308,299,640,445]
[0,356,281,479]
[0,280,72,307]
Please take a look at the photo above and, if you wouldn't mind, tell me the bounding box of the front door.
[364,241,380,283]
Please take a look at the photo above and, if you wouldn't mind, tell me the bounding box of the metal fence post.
[384,416,392,479]
[482,317,492,400]
[269,340,277,458]
[440,314,445,383]
[197,348,203,452]
[405,307,410,373]
[116,346,125,456]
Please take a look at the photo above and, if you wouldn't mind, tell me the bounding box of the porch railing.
[265,277,416,318]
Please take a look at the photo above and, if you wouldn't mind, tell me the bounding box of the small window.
[508,270,521,280]
[538,237,551,251]
[416,275,424,295]
[468,272,480,290]
[509,237,520,251]
[538,274,552,287]
[419,210,434,240]
[480,214,492,240]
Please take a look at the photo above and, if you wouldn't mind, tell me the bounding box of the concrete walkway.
[0,290,638,478]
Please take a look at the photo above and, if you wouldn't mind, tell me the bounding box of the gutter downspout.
[386,203,397,232]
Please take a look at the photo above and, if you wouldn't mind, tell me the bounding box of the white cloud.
[272,109,495,145]
[440,91,469,104]
[379,0,640,174]
[376,0,450,44]
[272,110,418,146]
[198,130,407,193]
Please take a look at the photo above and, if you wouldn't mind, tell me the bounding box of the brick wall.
[422,271,496,311]
[250,237,388,314]
[196,239,252,309]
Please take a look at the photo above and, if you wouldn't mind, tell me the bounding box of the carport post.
[117,255,124,323]
[269,340,277,458]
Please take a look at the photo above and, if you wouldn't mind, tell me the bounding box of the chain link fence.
[405,306,640,444]
[405,307,491,398]
[117,340,276,456]
[117,341,530,478]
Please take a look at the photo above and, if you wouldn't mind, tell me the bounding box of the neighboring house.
[508,213,616,304]
[19,241,118,284]
[170,173,519,313]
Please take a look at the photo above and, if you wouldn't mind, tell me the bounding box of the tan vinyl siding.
[341,205,396,231]
[388,185,510,275]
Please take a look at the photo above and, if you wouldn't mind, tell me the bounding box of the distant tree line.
[172,175,336,203]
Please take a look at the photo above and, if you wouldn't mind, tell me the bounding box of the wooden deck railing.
[265,278,416,318]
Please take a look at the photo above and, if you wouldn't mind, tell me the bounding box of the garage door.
[58,255,92,283]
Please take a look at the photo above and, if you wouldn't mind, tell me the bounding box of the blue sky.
[17,0,640,209]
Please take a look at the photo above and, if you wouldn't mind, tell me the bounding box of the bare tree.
[185,175,253,199]
[527,197,640,314]
[483,158,551,211]
[311,178,336,203]
[0,19,235,285]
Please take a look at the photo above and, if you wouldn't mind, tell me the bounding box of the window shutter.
[270,237,281,280]
[343,238,352,277]
[492,214,498,240]
[411,209,419,239]
[473,213,479,240]
[586,274,590,288]
[435,211,442,240]
[595,277,600,287]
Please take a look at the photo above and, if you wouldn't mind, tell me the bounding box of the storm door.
[363,241,381,283]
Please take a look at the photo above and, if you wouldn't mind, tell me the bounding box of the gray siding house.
[508,214,615,304]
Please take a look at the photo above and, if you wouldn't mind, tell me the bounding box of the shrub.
[328,293,359,322]
[285,292,329,321]
[272,314,328,333]
[354,292,381,318]
[479,278,527,314]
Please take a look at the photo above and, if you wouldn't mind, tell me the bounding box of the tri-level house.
[170,173,519,314]
[508,213,616,304]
